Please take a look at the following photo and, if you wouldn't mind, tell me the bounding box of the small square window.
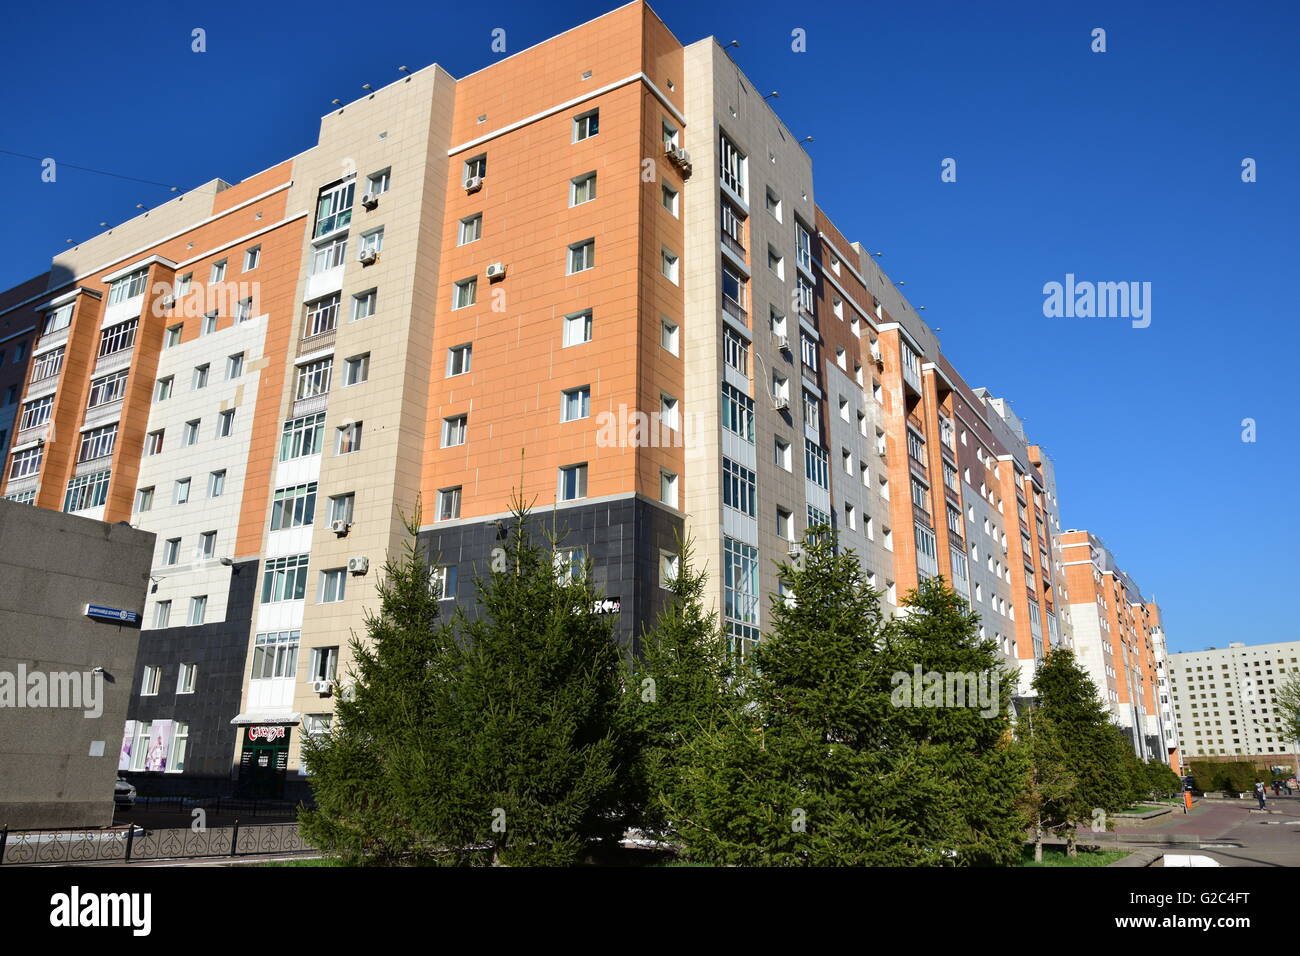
[174,478,191,504]
[660,318,678,355]
[156,376,174,402]
[453,277,477,310]
[563,310,592,347]
[568,239,595,274]
[336,422,363,455]
[210,260,227,283]
[216,409,235,438]
[165,325,183,348]
[226,353,244,379]
[198,530,217,559]
[183,420,200,447]
[192,365,209,390]
[437,487,461,521]
[458,214,482,245]
[558,463,588,501]
[136,486,154,513]
[352,289,377,321]
[163,538,181,565]
[319,569,347,603]
[573,109,599,141]
[447,344,472,376]
[243,245,261,271]
[367,168,391,196]
[561,387,590,422]
[442,415,467,447]
[570,172,597,206]
[344,353,370,386]
[660,470,678,509]
[208,470,226,498]
[659,550,680,589]
[661,184,678,216]
[202,313,218,336]
[660,249,679,283]
[431,565,458,601]
[329,493,355,525]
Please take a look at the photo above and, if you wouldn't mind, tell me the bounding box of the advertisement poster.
[117,720,136,771]
[144,719,174,772]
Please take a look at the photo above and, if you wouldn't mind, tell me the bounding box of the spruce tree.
[624,537,737,837]
[1015,708,1077,863]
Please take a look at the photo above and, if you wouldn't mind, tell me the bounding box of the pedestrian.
[1273,780,1282,797]
[1254,780,1267,810]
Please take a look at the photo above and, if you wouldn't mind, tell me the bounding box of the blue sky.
[2,0,1295,652]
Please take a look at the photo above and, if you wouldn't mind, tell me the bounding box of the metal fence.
[124,795,304,819]
[0,821,312,865]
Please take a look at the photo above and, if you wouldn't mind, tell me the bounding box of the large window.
[915,524,939,580]
[251,630,300,680]
[261,555,310,604]
[311,236,348,274]
[722,265,747,321]
[43,303,73,335]
[721,384,754,442]
[795,221,813,272]
[295,358,333,400]
[64,470,111,512]
[950,546,970,598]
[19,395,53,430]
[314,179,355,237]
[804,442,829,490]
[722,458,757,517]
[9,446,42,480]
[107,269,148,305]
[719,132,747,199]
[87,370,129,408]
[31,346,64,382]
[98,319,138,357]
[723,537,759,658]
[280,413,326,461]
[77,424,118,463]
[723,326,748,375]
[270,482,317,531]
[305,294,340,337]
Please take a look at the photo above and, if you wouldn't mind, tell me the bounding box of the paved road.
[1117,796,1300,866]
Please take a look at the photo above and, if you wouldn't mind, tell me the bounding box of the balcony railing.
[721,230,745,260]
[722,295,748,325]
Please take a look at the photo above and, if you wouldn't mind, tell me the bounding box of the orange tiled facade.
[0,2,1174,796]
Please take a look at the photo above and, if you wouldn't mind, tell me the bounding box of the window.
[352,288,377,321]
[775,437,792,471]
[64,471,110,512]
[768,246,784,279]
[168,722,190,773]
[660,470,678,508]
[573,108,599,141]
[660,249,679,283]
[306,294,340,337]
[98,319,138,357]
[329,493,355,525]
[7,446,40,480]
[722,265,747,319]
[721,202,745,255]
[314,179,355,237]
[43,303,73,335]
[280,413,325,460]
[296,358,333,400]
[915,524,939,580]
[207,258,228,284]
[805,442,829,489]
[570,172,597,205]
[182,420,200,447]
[164,324,182,349]
[436,487,461,521]
[251,631,300,679]
[662,120,679,151]
[722,383,755,442]
[661,184,678,216]
[270,482,317,531]
[660,319,679,355]
[447,344,472,376]
[319,569,347,603]
[108,269,148,305]
[795,221,813,272]
[31,346,64,382]
[777,508,794,541]
[78,424,117,463]
[558,463,588,501]
[343,353,370,386]
[722,458,757,517]
[163,538,181,566]
[236,297,253,322]
[723,326,748,375]
[336,422,363,455]
[208,470,225,498]
[561,387,590,422]
[463,154,487,181]
[145,430,165,455]
[442,415,468,447]
[659,551,679,589]
[310,646,340,683]
[136,486,154,513]
[554,547,587,584]
[458,214,482,245]
[216,409,236,438]
[660,394,679,430]
[563,310,592,347]
[141,666,162,697]
[568,239,595,274]
[723,537,759,657]
[845,503,857,531]
[795,275,815,316]
[19,395,52,430]
[765,188,782,221]
[174,477,191,505]
[226,352,244,379]
[153,601,171,629]
[188,595,208,626]
[359,227,384,257]
[719,132,747,199]
[261,555,310,604]
[243,245,261,271]
[367,167,391,196]
[911,478,929,514]
[800,333,817,369]
[802,391,819,430]
[176,273,193,297]
[190,364,209,391]
[453,277,477,310]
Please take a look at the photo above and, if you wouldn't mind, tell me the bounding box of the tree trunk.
[1066,827,1077,858]
[1034,816,1043,863]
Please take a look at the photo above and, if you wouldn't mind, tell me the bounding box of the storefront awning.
[230,712,301,726]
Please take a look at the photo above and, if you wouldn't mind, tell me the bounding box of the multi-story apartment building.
[1,1,1165,797]
[1060,530,1179,766]
[1167,641,1300,769]
[0,274,44,470]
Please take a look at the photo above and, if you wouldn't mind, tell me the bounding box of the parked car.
[114,778,136,809]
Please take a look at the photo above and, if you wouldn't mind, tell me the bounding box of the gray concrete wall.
[0,501,154,828]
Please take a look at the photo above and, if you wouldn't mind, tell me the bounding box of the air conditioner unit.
[358,249,378,265]
[485,262,507,280]
[312,680,335,695]
[464,175,483,193]
[360,192,379,210]
[774,334,790,352]
[787,547,801,559]
[330,519,351,536]
[347,555,370,575]
[665,145,691,166]
[772,395,789,411]
[160,294,175,309]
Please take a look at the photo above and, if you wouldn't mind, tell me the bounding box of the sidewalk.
[1114,795,1300,866]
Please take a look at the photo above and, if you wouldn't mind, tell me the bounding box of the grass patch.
[254,856,340,867]
[1020,846,1129,867]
